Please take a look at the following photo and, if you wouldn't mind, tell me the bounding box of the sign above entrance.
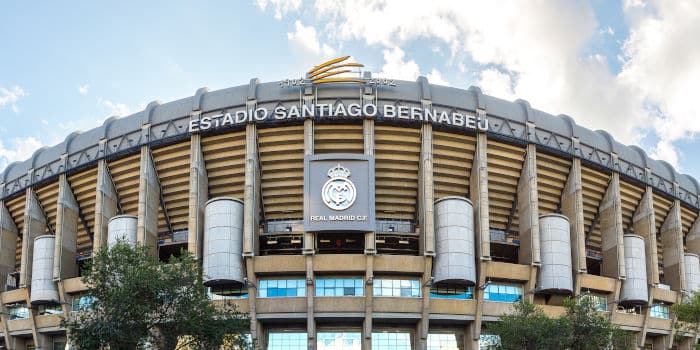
[280,55,396,88]
[304,154,375,232]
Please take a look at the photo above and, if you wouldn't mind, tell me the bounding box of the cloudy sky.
[1,0,699,180]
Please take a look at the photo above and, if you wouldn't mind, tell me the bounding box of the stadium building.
[0,57,699,349]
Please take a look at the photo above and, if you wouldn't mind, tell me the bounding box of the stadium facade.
[1,57,700,349]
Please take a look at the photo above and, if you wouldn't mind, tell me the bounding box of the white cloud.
[256,0,301,20]
[426,68,449,86]
[287,20,335,59]
[99,98,130,117]
[0,137,43,172]
[376,47,420,80]
[477,68,516,101]
[79,84,89,95]
[0,86,27,113]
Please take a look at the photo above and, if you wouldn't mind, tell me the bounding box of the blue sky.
[1,0,700,181]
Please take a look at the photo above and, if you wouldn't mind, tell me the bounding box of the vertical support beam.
[0,291,13,349]
[137,146,160,255]
[633,186,659,285]
[419,123,435,256]
[469,131,489,349]
[20,187,47,288]
[600,173,626,279]
[518,144,540,266]
[561,157,586,294]
[661,201,685,292]
[363,117,375,349]
[687,215,700,256]
[243,123,260,257]
[187,133,208,259]
[303,118,315,255]
[94,159,118,252]
[0,201,18,291]
[53,174,79,280]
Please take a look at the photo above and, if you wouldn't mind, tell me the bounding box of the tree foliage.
[671,291,700,348]
[62,241,251,350]
[486,297,634,350]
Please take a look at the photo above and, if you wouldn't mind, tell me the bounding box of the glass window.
[208,286,248,300]
[373,279,420,297]
[317,332,361,350]
[430,284,473,299]
[268,332,307,350]
[582,294,607,311]
[483,283,522,302]
[52,342,66,350]
[71,293,95,311]
[479,334,502,350]
[8,304,29,320]
[37,303,62,315]
[259,279,306,298]
[371,332,412,350]
[316,278,364,297]
[427,333,463,350]
[650,304,670,319]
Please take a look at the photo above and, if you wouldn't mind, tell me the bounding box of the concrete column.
[633,187,659,285]
[363,118,376,255]
[561,157,586,294]
[419,123,435,256]
[243,123,260,257]
[53,174,79,280]
[187,133,208,259]
[470,131,489,349]
[600,173,626,279]
[245,259,259,347]
[470,132,490,260]
[20,188,47,288]
[303,118,315,255]
[0,201,18,291]
[94,159,118,252]
[137,146,160,255]
[517,144,540,266]
[686,215,700,256]
[306,256,315,350]
[661,201,685,292]
[0,292,13,348]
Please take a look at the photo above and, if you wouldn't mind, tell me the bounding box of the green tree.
[62,240,251,350]
[671,291,700,349]
[486,297,634,350]
[485,300,565,350]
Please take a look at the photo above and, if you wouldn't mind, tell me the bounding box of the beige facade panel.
[581,165,610,250]
[374,125,420,220]
[619,179,645,230]
[201,131,246,199]
[107,153,141,215]
[152,140,191,232]
[486,139,525,231]
[6,193,25,269]
[536,151,571,215]
[34,182,59,233]
[258,125,304,220]
[313,123,364,154]
[67,167,97,253]
[432,131,475,199]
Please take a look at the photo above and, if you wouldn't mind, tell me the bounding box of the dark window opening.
[489,229,519,263]
[375,233,418,255]
[586,256,602,276]
[77,258,92,277]
[260,234,303,255]
[317,233,364,254]
[159,242,188,262]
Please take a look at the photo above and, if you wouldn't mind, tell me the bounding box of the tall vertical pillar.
[417,121,434,350]
[518,144,540,266]
[633,186,659,285]
[243,123,260,257]
[600,173,625,279]
[188,133,208,259]
[303,118,315,256]
[661,201,685,292]
[560,158,586,294]
[94,159,118,252]
[20,187,47,288]
[53,174,79,280]
[0,201,18,291]
[137,146,160,255]
[302,115,316,349]
[469,130,489,350]
[362,117,375,350]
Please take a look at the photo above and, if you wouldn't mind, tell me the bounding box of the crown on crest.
[327,164,351,178]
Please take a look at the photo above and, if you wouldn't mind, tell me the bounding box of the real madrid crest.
[322,164,356,211]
